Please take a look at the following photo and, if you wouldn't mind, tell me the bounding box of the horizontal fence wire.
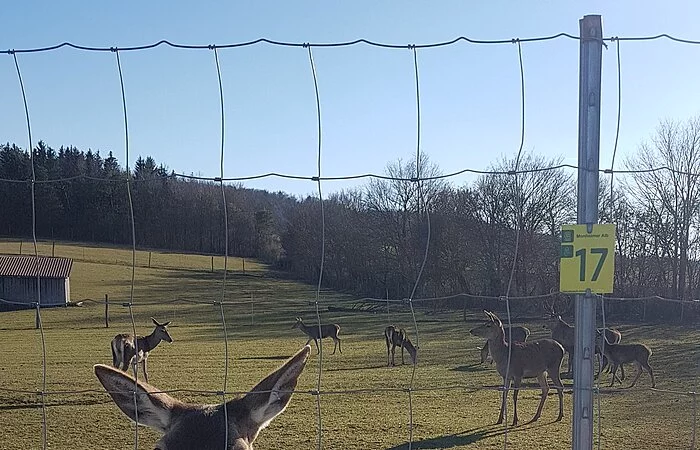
[2,26,699,450]
[3,32,700,55]
[5,163,700,185]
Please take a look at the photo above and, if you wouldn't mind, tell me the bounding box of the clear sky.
[2,1,700,198]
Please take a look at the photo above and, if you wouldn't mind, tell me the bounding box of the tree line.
[2,117,700,321]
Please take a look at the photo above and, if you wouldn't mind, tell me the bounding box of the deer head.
[151,317,173,343]
[95,345,311,450]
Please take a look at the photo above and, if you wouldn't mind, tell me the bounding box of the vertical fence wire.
[598,37,621,450]
[307,44,326,450]
[499,39,526,448]
[12,52,48,450]
[212,46,231,450]
[114,48,141,450]
[405,45,430,450]
[692,392,697,450]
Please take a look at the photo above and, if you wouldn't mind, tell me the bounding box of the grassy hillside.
[0,240,697,449]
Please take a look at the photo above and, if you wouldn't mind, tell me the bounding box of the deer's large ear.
[243,345,310,431]
[151,317,160,326]
[94,364,179,433]
[483,310,493,321]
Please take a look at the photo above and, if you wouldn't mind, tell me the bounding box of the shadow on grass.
[384,420,556,449]
[326,363,388,372]
[237,355,291,361]
[451,363,486,373]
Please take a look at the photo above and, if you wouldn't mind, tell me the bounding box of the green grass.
[0,240,698,449]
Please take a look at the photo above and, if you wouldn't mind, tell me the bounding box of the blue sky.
[2,1,700,197]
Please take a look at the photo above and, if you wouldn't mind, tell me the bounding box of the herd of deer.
[93,311,654,449]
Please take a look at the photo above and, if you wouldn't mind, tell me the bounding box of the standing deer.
[596,331,655,387]
[95,345,310,450]
[543,313,575,375]
[480,325,530,364]
[595,327,623,380]
[384,325,417,366]
[292,317,341,355]
[111,317,173,383]
[470,310,564,426]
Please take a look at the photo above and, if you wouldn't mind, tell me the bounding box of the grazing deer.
[470,310,564,426]
[480,325,530,365]
[597,332,655,387]
[384,325,417,366]
[292,317,341,355]
[95,345,310,450]
[111,317,173,383]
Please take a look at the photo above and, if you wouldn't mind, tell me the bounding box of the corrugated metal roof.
[0,256,73,279]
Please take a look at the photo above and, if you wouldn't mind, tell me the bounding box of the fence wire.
[1,28,699,450]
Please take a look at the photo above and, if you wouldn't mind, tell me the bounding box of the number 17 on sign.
[560,224,616,294]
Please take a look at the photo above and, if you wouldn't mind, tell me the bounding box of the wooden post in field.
[242,257,245,273]
[148,251,152,268]
[251,293,254,326]
[35,305,40,329]
[19,241,23,254]
[52,241,55,257]
[105,294,109,328]
[211,256,214,272]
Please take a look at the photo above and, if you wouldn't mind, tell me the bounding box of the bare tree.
[625,117,700,302]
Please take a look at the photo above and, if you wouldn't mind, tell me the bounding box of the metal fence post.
[573,14,603,450]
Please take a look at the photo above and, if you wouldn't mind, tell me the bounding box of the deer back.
[603,342,651,364]
[492,339,564,379]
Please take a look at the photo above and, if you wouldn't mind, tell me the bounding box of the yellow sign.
[560,223,616,293]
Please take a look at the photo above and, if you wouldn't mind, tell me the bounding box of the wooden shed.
[0,256,73,311]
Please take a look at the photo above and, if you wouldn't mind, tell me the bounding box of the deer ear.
[483,310,493,321]
[243,345,310,430]
[94,364,179,433]
[151,317,159,326]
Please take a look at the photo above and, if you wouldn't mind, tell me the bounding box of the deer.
[470,310,564,426]
[292,317,341,355]
[111,317,173,383]
[596,331,655,388]
[544,309,621,377]
[479,325,530,365]
[95,345,310,450]
[384,325,418,366]
[595,327,623,380]
[543,313,575,375]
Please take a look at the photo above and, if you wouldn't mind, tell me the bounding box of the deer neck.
[141,330,162,353]
[486,327,509,359]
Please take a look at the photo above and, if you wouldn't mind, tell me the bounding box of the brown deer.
[95,345,310,450]
[470,310,565,426]
[384,325,417,366]
[111,317,173,383]
[543,313,575,375]
[597,332,654,388]
[595,328,623,380]
[292,317,341,355]
[480,325,530,364]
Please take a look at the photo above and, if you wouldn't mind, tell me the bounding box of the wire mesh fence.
[1,19,700,450]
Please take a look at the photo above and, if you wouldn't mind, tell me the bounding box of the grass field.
[0,240,698,449]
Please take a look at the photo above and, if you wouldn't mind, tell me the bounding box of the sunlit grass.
[0,240,697,449]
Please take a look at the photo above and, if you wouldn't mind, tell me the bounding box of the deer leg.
[549,368,565,422]
[401,345,405,365]
[530,373,549,424]
[337,337,341,354]
[390,345,396,367]
[644,362,655,388]
[331,338,337,355]
[497,378,510,425]
[386,339,391,366]
[628,361,643,387]
[511,378,522,426]
[142,357,149,383]
[619,363,625,381]
[609,363,619,387]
